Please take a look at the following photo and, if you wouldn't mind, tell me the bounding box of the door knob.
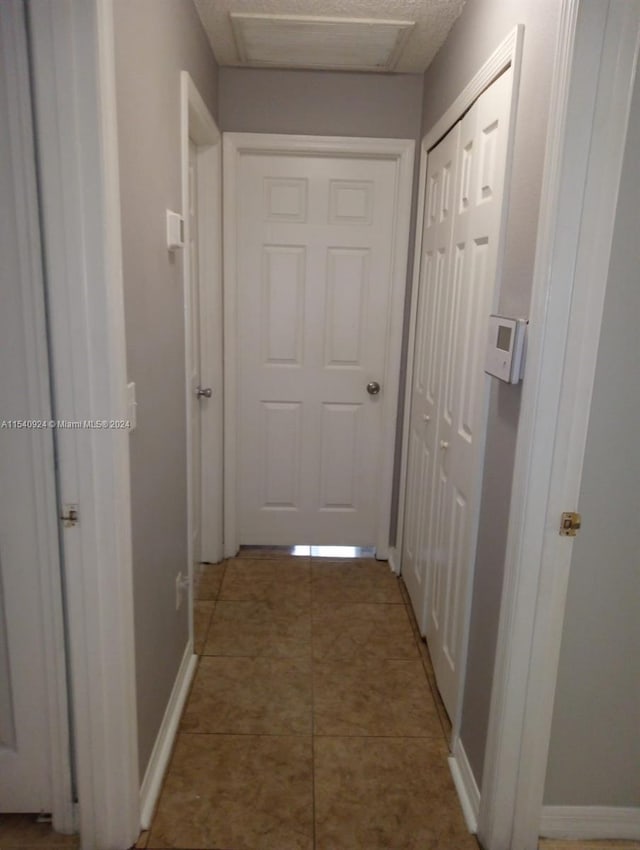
[366,381,381,396]
[440,440,449,450]
[196,386,212,399]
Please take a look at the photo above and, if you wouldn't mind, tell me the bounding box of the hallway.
[140,551,477,849]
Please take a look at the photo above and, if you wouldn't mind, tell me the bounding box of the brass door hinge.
[60,503,79,528]
[560,511,581,537]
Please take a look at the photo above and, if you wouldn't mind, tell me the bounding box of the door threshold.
[238,545,377,559]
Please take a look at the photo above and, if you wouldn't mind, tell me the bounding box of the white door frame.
[394,26,524,745]
[28,2,140,849]
[223,133,415,559]
[0,1,74,830]
[479,2,640,849]
[180,71,223,622]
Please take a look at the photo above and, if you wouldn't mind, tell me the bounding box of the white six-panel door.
[403,67,514,721]
[235,149,405,546]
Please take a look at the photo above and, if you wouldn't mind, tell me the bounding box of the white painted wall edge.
[140,645,197,830]
[222,132,415,559]
[449,736,480,834]
[540,807,640,840]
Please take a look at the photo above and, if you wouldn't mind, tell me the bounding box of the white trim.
[423,26,524,153]
[180,72,223,649]
[540,807,640,841]
[479,3,640,850]
[448,737,480,834]
[394,25,524,743]
[222,132,415,558]
[194,128,224,567]
[395,24,523,570]
[28,2,140,848]
[387,546,401,576]
[0,1,73,829]
[140,645,197,830]
[394,144,428,564]
[222,132,239,559]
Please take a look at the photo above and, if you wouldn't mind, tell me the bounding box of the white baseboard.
[540,806,640,840]
[139,642,197,829]
[448,736,480,834]
[388,546,401,576]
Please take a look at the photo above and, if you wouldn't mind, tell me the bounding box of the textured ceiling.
[193,0,467,74]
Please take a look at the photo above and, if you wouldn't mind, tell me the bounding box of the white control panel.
[485,315,527,383]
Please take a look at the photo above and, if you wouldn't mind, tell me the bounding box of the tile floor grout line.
[399,577,453,746]
[415,628,453,744]
[200,599,215,654]
[177,730,444,740]
[410,617,451,742]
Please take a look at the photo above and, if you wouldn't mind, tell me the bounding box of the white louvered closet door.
[403,67,514,722]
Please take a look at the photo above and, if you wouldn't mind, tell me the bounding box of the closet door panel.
[402,66,515,724]
[402,122,461,630]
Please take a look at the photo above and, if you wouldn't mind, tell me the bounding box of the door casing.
[180,71,223,674]
[222,133,415,558]
[181,71,223,576]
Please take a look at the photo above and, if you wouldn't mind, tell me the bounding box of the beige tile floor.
[144,552,475,850]
[3,552,637,850]
[0,815,79,849]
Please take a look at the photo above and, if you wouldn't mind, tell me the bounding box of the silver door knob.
[366,381,381,396]
[440,440,449,450]
[196,386,212,399]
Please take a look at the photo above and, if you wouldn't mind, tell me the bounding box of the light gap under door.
[238,545,376,558]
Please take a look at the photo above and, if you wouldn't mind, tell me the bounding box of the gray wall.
[544,66,640,808]
[419,0,561,785]
[219,67,423,140]
[112,0,219,779]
